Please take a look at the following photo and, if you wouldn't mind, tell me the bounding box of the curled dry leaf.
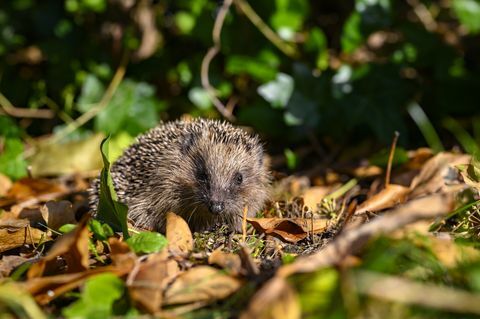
[247,217,329,243]
[27,215,90,278]
[40,200,76,231]
[128,252,170,313]
[109,237,136,269]
[5,178,67,202]
[163,265,242,305]
[409,152,470,198]
[0,217,46,253]
[240,277,300,319]
[355,184,410,215]
[166,212,193,255]
[301,185,332,211]
[208,249,243,276]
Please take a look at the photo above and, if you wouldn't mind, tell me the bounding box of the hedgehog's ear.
[181,132,198,154]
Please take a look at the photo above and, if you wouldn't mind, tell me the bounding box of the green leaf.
[368,147,409,167]
[77,74,105,113]
[175,11,196,34]
[226,55,278,82]
[0,116,22,138]
[188,87,212,110]
[126,231,168,254]
[89,219,114,241]
[341,12,363,54]
[63,273,125,319]
[257,73,294,108]
[96,136,130,239]
[453,0,480,34]
[59,223,77,234]
[284,148,298,170]
[0,138,28,180]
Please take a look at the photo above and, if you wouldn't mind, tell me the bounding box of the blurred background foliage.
[1,0,480,179]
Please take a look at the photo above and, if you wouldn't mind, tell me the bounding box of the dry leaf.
[301,186,332,211]
[208,249,243,276]
[6,178,66,201]
[163,266,242,305]
[247,217,329,243]
[0,255,29,278]
[28,215,90,278]
[409,152,470,197]
[240,277,300,319]
[0,217,46,253]
[355,184,410,214]
[166,212,193,255]
[128,253,169,313]
[0,173,12,197]
[25,265,131,305]
[40,200,76,231]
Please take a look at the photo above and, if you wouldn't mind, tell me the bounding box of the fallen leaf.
[40,200,76,231]
[128,252,178,313]
[24,265,131,305]
[0,173,12,196]
[6,178,67,202]
[208,249,243,276]
[0,217,47,253]
[355,184,410,214]
[166,212,193,255]
[301,186,332,211]
[0,255,29,278]
[240,277,300,319]
[409,152,470,198]
[247,217,329,243]
[163,266,242,305]
[28,215,90,278]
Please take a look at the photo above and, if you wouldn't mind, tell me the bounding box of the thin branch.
[0,92,54,119]
[200,0,235,121]
[49,51,129,144]
[233,0,299,58]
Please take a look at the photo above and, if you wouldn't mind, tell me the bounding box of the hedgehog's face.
[179,130,268,228]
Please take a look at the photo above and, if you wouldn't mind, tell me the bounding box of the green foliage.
[89,219,114,241]
[62,273,126,319]
[1,0,480,151]
[0,138,28,180]
[126,231,168,254]
[96,136,130,239]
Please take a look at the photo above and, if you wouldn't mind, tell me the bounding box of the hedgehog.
[89,118,271,232]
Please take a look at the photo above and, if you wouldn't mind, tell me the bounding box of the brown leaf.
[40,200,76,231]
[166,212,193,255]
[163,266,242,305]
[355,184,410,214]
[6,178,66,202]
[247,217,329,243]
[409,152,470,197]
[240,277,300,319]
[208,249,243,276]
[301,186,332,211]
[0,255,29,278]
[24,265,131,305]
[0,173,12,197]
[128,253,169,313]
[0,217,47,253]
[109,237,136,269]
[28,215,90,278]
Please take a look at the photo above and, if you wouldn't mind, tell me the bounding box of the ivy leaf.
[96,136,130,239]
[126,231,168,254]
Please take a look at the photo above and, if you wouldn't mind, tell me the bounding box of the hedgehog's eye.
[233,172,243,186]
[197,171,209,183]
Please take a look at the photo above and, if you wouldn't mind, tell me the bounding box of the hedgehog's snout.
[208,201,225,215]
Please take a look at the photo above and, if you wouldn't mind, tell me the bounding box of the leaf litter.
[1,137,480,318]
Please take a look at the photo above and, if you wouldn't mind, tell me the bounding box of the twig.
[49,51,129,144]
[233,0,299,58]
[385,131,399,186]
[200,0,235,121]
[242,206,248,243]
[0,92,54,119]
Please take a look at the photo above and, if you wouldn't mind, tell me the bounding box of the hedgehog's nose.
[209,201,225,214]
